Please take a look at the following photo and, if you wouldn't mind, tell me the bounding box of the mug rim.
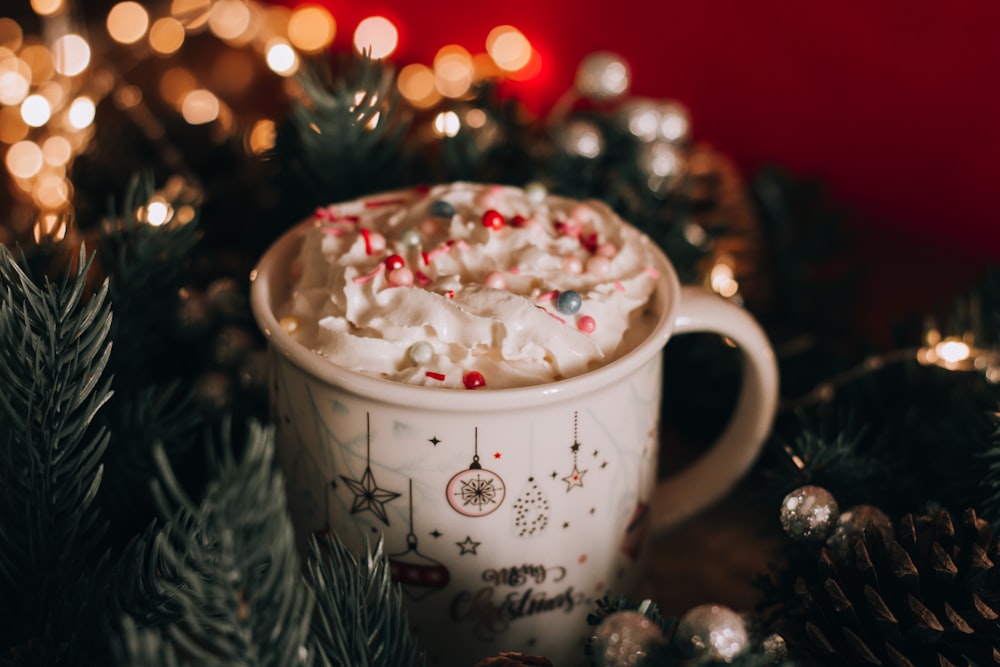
[249,216,682,411]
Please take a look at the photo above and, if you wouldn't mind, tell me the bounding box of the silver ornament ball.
[590,610,664,667]
[559,120,604,159]
[675,603,748,662]
[780,485,840,542]
[575,51,631,100]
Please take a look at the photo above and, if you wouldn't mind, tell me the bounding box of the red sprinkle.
[577,315,596,333]
[510,214,526,228]
[445,290,455,299]
[414,270,432,286]
[421,250,431,266]
[320,226,345,236]
[361,228,373,254]
[384,254,406,271]
[463,371,486,389]
[426,372,446,381]
[482,209,505,231]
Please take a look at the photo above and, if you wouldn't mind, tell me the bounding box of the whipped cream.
[279,182,661,389]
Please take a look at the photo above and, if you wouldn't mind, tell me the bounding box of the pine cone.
[762,508,1000,666]
[472,651,554,667]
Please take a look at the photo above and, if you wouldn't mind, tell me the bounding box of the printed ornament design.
[513,477,550,537]
[339,413,402,525]
[446,427,506,516]
[390,480,451,600]
[561,411,588,492]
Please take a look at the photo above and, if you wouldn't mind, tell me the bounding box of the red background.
[271,0,1000,262]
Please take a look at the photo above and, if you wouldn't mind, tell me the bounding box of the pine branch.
[0,244,114,664]
[305,533,425,667]
[121,422,315,667]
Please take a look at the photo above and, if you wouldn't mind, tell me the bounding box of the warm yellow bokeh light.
[6,140,44,178]
[247,118,275,155]
[935,339,972,364]
[433,45,473,99]
[149,17,186,55]
[38,80,65,110]
[68,96,96,128]
[709,261,739,298]
[21,94,51,127]
[288,5,336,54]
[171,0,212,30]
[397,63,440,109]
[208,0,252,41]
[33,172,70,209]
[19,44,55,83]
[107,2,150,45]
[486,25,531,72]
[353,16,398,59]
[42,135,72,166]
[34,212,68,243]
[265,40,298,76]
[145,197,173,226]
[180,89,220,124]
[433,110,460,138]
[52,34,90,76]
[0,107,29,144]
[0,19,23,51]
[0,65,30,106]
[30,0,64,17]
[160,67,197,106]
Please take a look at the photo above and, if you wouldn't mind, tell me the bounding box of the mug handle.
[650,286,779,533]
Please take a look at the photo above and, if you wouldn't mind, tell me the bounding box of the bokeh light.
[52,34,90,76]
[486,25,531,72]
[0,107,29,144]
[265,39,298,76]
[34,212,68,243]
[0,19,24,51]
[21,94,51,127]
[247,118,275,155]
[41,135,72,166]
[397,63,440,109]
[433,110,460,137]
[33,172,70,209]
[288,5,335,54]
[6,140,44,179]
[0,61,31,106]
[145,197,173,226]
[107,2,150,45]
[208,0,252,42]
[353,16,397,59]
[67,96,96,128]
[149,17,185,55]
[160,67,197,107]
[30,0,64,17]
[433,44,473,98]
[180,89,220,124]
[20,44,55,83]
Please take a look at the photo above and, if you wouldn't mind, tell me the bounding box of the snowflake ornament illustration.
[446,427,506,516]
[339,413,402,525]
[389,480,451,600]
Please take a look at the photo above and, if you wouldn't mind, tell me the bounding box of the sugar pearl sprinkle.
[304,184,660,389]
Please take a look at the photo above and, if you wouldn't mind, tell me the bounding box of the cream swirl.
[279,182,661,389]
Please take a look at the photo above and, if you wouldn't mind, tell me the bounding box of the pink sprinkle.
[352,264,385,284]
[426,372,446,381]
[613,281,625,292]
[509,267,521,275]
[577,315,596,334]
[556,220,582,238]
[314,206,332,221]
[365,197,408,208]
[320,226,345,236]
[484,271,506,290]
[644,267,660,278]
[414,270,432,286]
[537,290,558,303]
[596,242,618,258]
[547,311,566,324]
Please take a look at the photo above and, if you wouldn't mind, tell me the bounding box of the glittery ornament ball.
[825,504,894,560]
[674,604,748,662]
[779,485,840,542]
[590,610,665,667]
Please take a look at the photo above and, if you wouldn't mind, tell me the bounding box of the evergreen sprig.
[305,533,425,667]
[0,245,114,665]
[123,422,315,667]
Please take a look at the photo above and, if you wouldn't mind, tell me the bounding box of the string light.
[208,0,253,42]
[708,259,739,299]
[0,63,31,106]
[6,140,44,178]
[0,19,24,51]
[180,89,220,124]
[41,135,71,166]
[397,63,439,109]
[265,39,298,76]
[149,17,185,55]
[107,2,150,45]
[433,110,460,137]
[288,5,335,54]
[247,118,275,155]
[171,0,211,30]
[20,94,51,127]
[433,45,473,98]
[30,0,64,17]
[67,96,95,128]
[52,34,90,76]
[486,25,531,72]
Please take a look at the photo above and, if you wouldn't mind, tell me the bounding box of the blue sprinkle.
[430,200,456,218]
[556,290,582,315]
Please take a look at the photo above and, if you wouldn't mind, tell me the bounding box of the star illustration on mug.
[340,466,401,525]
[456,536,480,555]
[562,462,587,491]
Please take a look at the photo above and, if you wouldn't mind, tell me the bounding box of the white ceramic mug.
[250,215,778,667]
